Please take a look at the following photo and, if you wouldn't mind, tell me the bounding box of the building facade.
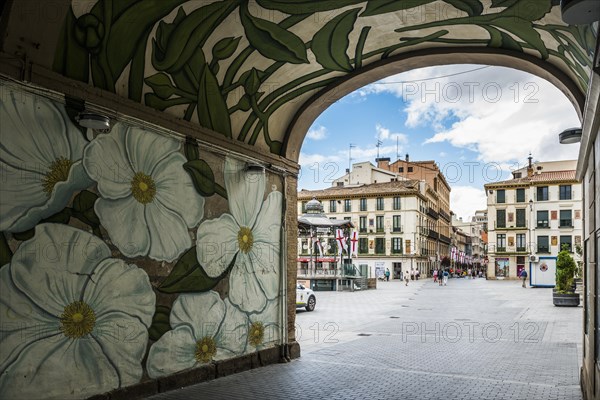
[485,158,582,281]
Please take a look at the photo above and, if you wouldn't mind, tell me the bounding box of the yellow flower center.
[249,321,265,347]
[130,172,156,204]
[237,226,254,253]
[195,336,217,363]
[60,301,96,338]
[42,157,73,196]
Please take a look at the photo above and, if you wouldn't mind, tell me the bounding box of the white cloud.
[306,125,327,141]
[439,152,447,157]
[375,123,408,143]
[361,65,580,164]
[450,186,487,221]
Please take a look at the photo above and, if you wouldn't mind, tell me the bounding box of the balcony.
[427,230,439,240]
[427,208,439,219]
[439,234,451,244]
[392,226,403,233]
[494,222,528,231]
[375,228,385,233]
[439,209,451,221]
[559,220,573,228]
[359,228,367,233]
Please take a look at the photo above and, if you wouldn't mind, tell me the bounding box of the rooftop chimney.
[405,153,410,162]
[527,153,533,177]
[376,157,390,170]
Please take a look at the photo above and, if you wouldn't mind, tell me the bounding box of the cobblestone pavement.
[148,278,583,400]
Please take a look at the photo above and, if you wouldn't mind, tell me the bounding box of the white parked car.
[296,283,316,311]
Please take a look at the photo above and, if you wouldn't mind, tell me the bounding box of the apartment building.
[484,157,582,283]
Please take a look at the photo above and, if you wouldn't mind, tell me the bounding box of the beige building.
[484,157,582,282]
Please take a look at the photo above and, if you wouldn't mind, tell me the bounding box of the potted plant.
[553,244,580,307]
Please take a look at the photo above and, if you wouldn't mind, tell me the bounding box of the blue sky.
[298,65,581,220]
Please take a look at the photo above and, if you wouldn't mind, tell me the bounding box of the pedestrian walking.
[385,268,390,282]
[405,271,410,286]
[438,269,443,286]
[443,269,449,286]
[520,268,528,288]
[433,269,438,283]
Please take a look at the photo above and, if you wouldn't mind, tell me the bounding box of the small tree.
[556,244,577,294]
[575,244,583,279]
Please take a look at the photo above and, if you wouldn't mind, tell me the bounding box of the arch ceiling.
[2,0,597,158]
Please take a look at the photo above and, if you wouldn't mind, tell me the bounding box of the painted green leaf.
[184,138,200,161]
[212,37,241,61]
[256,0,364,14]
[484,26,522,52]
[244,68,262,96]
[0,233,12,267]
[53,8,89,83]
[144,94,191,111]
[312,8,360,72]
[158,247,229,293]
[148,305,172,341]
[152,0,238,72]
[499,0,552,21]
[183,159,216,197]
[73,190,100,226]
[240,6,309,64]
[490,0,519,8]
[445,0,483,16]
[145,73,177,99]
[270,141,283,155]
[489,17,548,59]
[129,27,152,102]
[107,1,187,83]
[197,65,232,137]
[362,0,434,17]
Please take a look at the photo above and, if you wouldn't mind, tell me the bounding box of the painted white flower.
[0,223,155,400]
[0,86,92,232]
[146,291,248,378]
[196,158,282,314]
[83,123,204,261]
[246,299,281,353]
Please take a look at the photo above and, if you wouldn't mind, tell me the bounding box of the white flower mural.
[146,291,248,378]
[83,123,204,261]
[0,223,155,400]
[196,157,282,314]
[0,85,92,232]
[246,299,281,353]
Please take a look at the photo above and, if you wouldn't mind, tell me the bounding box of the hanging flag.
[335,229,347,255]
[350,230,358,256]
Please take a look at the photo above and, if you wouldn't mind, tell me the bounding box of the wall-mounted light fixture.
[76,112,111,132]
[561,0,600,24]
[558,127,582,144]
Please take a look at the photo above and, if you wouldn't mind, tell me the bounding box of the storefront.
[495,258,509,279]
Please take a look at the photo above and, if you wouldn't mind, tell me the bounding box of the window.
[497,234,506,252]
[537,210,549,228]
[496,209,506,228]
[344,199,351,212]
[559,185,572,200]
[359,216,367,233]
[399,167,404,172]
[359,198,367,211]
[516,234,526,251]
[516,188,525,203]
[496,189,505,203]
[376,216,384,232]
[560,235,572,252]
[393,196,401,210]
[516,209,526,227]
[328,238,337,255]
[329,200,336,213]
[559,210,572,227]
[514,172,522,178]
[392,238,403,254]
[537,236,549,253]
[301,201,307,213]
[408,167,413,172]
[358,238,368,254]
[537,186,549,201]
[376,197,384,211]
[375,238,385,254]
[393,215,402,232]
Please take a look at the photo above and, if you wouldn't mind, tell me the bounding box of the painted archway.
[0,1,597,399]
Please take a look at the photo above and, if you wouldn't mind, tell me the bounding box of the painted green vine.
[54,0,596,156]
